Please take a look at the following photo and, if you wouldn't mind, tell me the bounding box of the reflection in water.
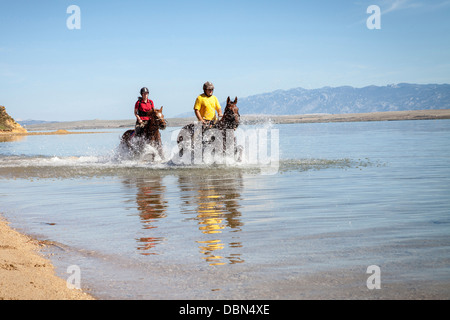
[0,135,26,143]
[178,173,244,266]
[123,176,167,255]
[123,171,244,265]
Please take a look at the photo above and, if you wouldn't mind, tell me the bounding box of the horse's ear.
[227,96,230,104]
[234,97,238,104]
[160,106,163,112]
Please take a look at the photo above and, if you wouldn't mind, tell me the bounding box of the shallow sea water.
[1,120,449,299]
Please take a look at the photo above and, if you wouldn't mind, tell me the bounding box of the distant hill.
[17,119,58,127]
[234,83,450,115]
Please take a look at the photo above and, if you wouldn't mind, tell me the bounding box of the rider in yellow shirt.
[194,82,223,126]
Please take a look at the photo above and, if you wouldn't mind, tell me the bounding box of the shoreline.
[0,129,106,136]
[0,215,95,300]
[261,108,450,124]
[17,109,450,132]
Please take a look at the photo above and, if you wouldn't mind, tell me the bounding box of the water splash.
[0,149,376,180]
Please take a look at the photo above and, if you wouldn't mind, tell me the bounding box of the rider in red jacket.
[134,87,154,136]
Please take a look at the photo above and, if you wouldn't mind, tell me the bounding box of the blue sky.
[1,0,450,121]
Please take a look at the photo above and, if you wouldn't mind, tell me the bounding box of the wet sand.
[0,216,94,300]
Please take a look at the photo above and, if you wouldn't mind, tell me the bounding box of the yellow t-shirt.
[194,94,221,121]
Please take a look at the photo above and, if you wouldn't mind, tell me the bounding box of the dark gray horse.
[176,97,242,163]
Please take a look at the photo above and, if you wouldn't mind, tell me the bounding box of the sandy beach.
[0,216,94,300]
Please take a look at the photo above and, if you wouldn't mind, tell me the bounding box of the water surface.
[1,120,449,299]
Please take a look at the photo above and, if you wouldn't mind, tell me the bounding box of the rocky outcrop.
[0,106,27,134]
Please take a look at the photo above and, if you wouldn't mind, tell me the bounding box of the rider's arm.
[134,100,142,123]
[134,106,142,124]
[195,109,205,124]
[215,97,223,118]
[194,96,205,124]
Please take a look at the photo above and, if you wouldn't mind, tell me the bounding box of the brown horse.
[176,97,242,163]
[121,107,167,161]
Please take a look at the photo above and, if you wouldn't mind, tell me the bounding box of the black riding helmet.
[140,87,149,95]
[203,82,214,91]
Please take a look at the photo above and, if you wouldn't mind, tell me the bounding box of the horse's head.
[150,106,167,130]
[222,96,240,129]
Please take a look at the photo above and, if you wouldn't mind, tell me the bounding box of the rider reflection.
[123,176,167,255]
[178,173,244,266]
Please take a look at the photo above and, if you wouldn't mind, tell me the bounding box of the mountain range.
[228,83,450,116]
[15,83,450,125]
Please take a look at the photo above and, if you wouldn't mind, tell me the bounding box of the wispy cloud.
[381,0,421,14]
[426,0,450,10]
[380,0,450,14]
[351,0,450,27]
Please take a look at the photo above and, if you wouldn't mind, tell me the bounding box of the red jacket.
[135,98,154,121]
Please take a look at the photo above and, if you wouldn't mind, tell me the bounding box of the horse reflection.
[123,176,167,255]
[178,173,244,266]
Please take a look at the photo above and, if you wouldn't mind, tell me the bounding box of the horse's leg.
[234,136,243,162]
[221,130,242,162]
[135,136,144,155]
[177,134,185,158]
[235,145,243,162]
[157,140,165,160]
[177,124,194,159]
[152,135,165,161]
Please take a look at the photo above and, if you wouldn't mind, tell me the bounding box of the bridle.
[149,109,167,130]
[221,104,240,129]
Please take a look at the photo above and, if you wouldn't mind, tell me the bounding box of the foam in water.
[0,121,375,179]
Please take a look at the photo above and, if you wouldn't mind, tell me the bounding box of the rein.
[215,104,240,130]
